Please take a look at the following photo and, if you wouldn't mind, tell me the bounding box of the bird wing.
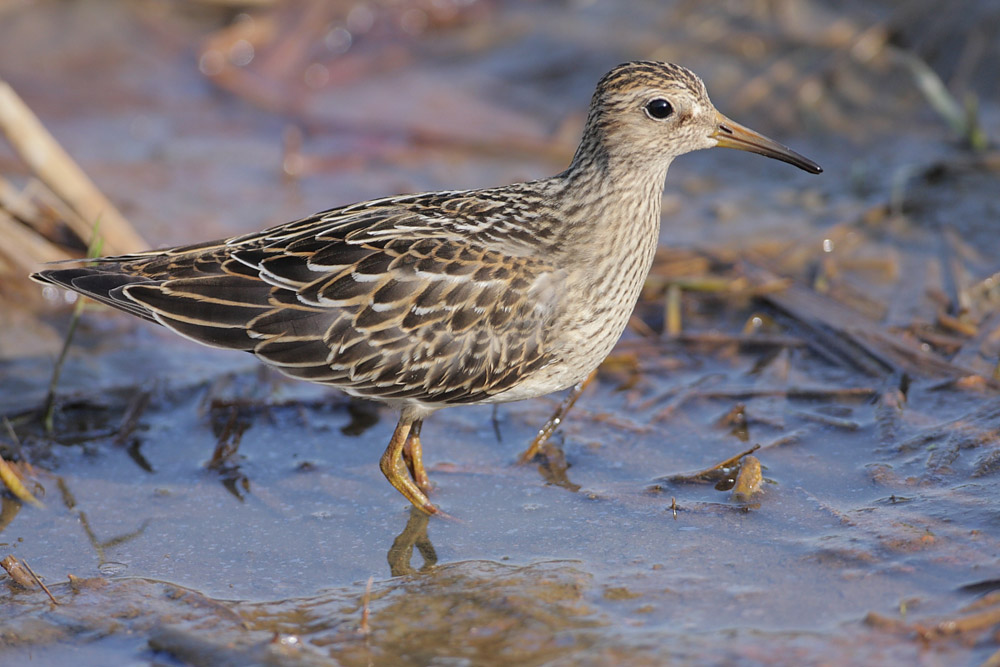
[33,200,564,405]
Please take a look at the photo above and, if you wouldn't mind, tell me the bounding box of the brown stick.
[0,79,146,255]
[21,559,59,605]
[0,555,35,588]
[660,444,761,484]
[517,370,596,463]
[0,209,65,271]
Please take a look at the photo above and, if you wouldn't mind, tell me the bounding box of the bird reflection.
[387,506,438,577]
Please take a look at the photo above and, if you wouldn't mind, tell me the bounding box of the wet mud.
[2,0,1000,664]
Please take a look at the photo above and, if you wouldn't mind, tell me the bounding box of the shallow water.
[2,0,1000,664]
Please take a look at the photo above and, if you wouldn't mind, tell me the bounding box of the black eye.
[645,98,673,120]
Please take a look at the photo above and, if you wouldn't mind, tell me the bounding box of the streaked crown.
[570,61,821,176]
[571,61,720,171]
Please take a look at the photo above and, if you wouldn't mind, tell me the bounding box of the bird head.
[580,61,822,175]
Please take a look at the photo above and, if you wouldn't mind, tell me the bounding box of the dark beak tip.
[782,150,823,175]
[712,116,823,176]
[784,153,823,175]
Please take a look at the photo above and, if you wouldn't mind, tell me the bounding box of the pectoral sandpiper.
[33,61,821,514]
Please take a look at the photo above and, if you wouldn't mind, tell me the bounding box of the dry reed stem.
[0,79,145,255]
[0,209,64,271]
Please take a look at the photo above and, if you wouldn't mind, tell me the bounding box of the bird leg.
[401,419,432,494]
[381,416,438,515]
[517,369,597,463]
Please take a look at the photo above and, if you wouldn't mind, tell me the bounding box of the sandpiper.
[33,61,821,514]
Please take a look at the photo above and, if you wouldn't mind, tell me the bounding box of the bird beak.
[712,112,822,174]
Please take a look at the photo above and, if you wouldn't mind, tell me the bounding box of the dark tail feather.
[31,269,272,351]
[122,278,273,351]
[30,268,159,322]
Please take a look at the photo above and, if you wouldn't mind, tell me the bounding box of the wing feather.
[31,190,563,405]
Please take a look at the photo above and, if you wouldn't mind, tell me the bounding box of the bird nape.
[32,61,821,515]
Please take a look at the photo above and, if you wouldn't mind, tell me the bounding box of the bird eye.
[644,98,674,120]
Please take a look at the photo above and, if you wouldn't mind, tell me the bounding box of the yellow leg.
[402,419,432,493]
[380,416,438,515]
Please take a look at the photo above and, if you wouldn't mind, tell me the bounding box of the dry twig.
[0,79,145,255]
